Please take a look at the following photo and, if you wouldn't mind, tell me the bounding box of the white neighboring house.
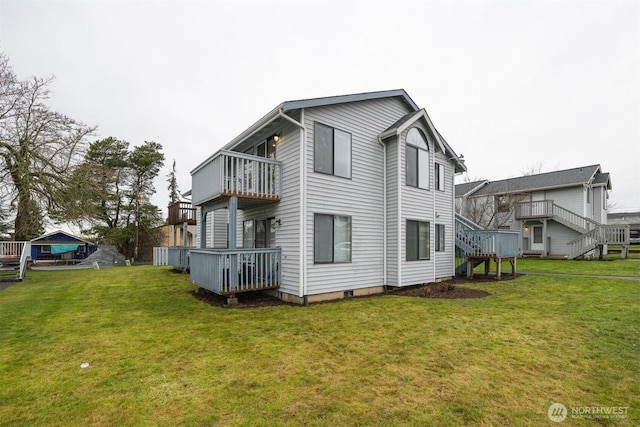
[456,164,630,259]
[185,89,467,304]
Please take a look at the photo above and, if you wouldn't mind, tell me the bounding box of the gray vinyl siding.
[592,186,607,224]
[235,121,302,296]
[400,122,436,286]
[547,221,581,256]
[205,211,214,247]
[194,206,202,248]
[304,97,412,295]
[434,150,454,279]
[537,187,585,217]
[213,209,228,248]
[385,137,399,286]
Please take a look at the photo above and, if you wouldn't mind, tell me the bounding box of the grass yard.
[0,266,638,426]
[517,252,640,276]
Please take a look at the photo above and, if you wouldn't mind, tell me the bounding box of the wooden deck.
[168,201,197,225]
[466,255,516,278]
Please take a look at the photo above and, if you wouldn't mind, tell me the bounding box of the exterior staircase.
[0,242,29,282]
[515,201,630,259]
[455,214,519,277]
[567,225,630,260]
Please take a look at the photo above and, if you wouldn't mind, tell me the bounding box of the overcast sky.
[1,0,639,220]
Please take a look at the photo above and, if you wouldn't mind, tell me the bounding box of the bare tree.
[0,52,95,240]
[457,174,528,229]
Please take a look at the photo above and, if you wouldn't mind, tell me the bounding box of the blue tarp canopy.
[50,244,80,254]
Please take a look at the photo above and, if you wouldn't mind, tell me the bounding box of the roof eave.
[282,89,419,112]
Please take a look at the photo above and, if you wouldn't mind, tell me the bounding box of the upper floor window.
[495,195,510,213]
[435,163,445,191]
[406,127,429,189]
[314,122,351,178]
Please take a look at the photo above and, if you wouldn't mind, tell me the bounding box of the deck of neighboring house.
[515,200,630,259]
[0,241,29,282]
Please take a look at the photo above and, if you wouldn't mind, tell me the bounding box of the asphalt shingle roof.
[458,164,608,197]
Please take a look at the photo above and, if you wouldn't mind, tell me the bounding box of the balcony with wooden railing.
[168,201,197,225]
[189,248,281,296]
[191,151,282,209]
[515,200,598,234]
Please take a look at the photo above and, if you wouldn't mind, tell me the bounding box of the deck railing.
[190,248,281,295]
[192,151,282,206]
[0,241,29,280]
[567,225,630,259]
[515,200,554,219]
[552,204,599,233]
[515,200,599,233]
[457,230,520,258]
[168,201,197,225]
[168,247,190,270]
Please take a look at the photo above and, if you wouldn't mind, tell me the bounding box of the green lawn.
[517,252,640,276]
[0,266,638,426]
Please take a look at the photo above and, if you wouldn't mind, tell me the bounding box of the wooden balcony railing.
[168,201,197,225]
[0,241,29,280]
[191,151,282,206]
[567,225,630,259]
[189,248,281,295]
[167,246,190,270]
[456,230,520,258]
[515,200,554,219]
[515,200,599,234]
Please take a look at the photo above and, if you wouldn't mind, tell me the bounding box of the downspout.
[450,168,455,277]
[271,108,306,300]
[298,109,307,300]
[377,136,387,287]
[433,150,436,282]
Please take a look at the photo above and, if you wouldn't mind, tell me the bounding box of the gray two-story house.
[456,165,630,259]
[187,89,467,303]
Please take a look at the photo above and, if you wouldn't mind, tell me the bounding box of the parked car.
[630,231,640,245]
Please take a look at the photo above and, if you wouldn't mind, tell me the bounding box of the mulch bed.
[190,273,522,308]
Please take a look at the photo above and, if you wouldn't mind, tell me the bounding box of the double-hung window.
[435,163,445,191]
[406,220,430,261]
[314,214,352,263]
[435,224,445,252]
[406,127,429,189]
[314,122,351,178]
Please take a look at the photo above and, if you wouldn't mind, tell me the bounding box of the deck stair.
[567,225,630,260]
[0,242,28,282]
[455,214,484,275]
[515,201,630,259]
[455,214,519,278]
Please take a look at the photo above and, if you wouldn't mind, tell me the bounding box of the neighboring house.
[157,224,194,248]
[163,201,197,247]
[456,165,630,258]
[185,89,468,304]
[30,230,98,263]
